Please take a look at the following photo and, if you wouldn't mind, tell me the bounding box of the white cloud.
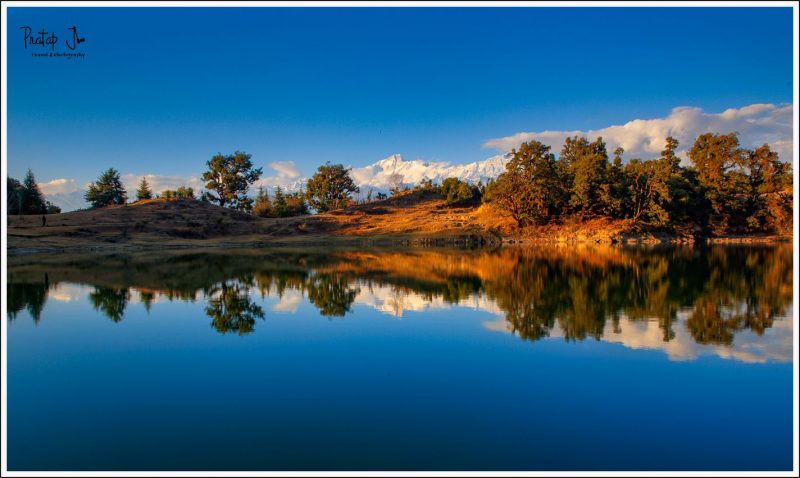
[483,103,793,163]
[271,290,303,313]
[39,178,80,196]
[354,283,502,319]
[268,161,301,180]
[599,310,794,364]
[480,309,793,364]
[48,283,86,303]
[255,161,306,191]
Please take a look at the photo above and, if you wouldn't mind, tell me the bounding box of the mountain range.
[45,153,512,211]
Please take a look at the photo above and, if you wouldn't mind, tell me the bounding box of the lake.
[6,244,794,471]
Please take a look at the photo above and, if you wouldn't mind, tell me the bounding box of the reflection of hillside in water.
[7,244,793,361]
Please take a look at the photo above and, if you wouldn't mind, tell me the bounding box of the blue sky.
[6,6,794,202]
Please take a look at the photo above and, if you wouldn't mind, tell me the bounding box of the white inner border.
[1,1,798,477]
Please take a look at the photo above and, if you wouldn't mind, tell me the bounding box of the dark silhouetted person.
[41,215,46,227]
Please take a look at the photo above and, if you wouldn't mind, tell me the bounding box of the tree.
[305,162,360,213]
[286,191,309,216]
[20,169,47,214]
[484,140,565,226]
[7,177,25,215]
[622,137,701,228]
[176,186,194,199]
[201,151,263,211]
[742,144,793,233]
[85,168,127,208]
[598,147,629,217]
[161,186,194,200]
[688,133,747,233]
[419,178,436,192]
[440,177,479,206]
[45,201,61,214]
[624,159,670,226]
[252,187,273,218]
[272,186,288,217]
[7,171,62,215]
[560,136,609,215]
[659,137,706,229]
[136,177,153,201]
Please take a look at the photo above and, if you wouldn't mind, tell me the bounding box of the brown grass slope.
[7,192,518,255]
[8,190,786,255]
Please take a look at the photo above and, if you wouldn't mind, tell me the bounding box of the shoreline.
[6,198,791,256]
[6,231,792,257]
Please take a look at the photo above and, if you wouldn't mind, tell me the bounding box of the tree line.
[11,131,793,236]
[7,170,61,215]
[483,132,793,234]
[71,153,361,217]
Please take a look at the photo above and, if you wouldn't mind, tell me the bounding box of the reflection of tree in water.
[88,287,131,322]
[140,291,155,313]
[7,281,50,324]
[482,255,628,342]
[306,273,359,317]
[7,245,792,347]
[479,245,792,346]
[683,246,792,345]
[440,276,482,304]
[254,270,310,299]
[204,281,265,335]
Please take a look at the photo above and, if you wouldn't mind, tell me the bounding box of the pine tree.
[136,177,153,201]
[273,186,288,217]
[7,177,25,215]
[21,169,47,214]
[599,147,628,217]
[560,136,609,216]
[286,191,310,216]
[252,187,274,217]
[85,168,127,208]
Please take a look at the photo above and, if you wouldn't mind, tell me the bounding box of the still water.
[6,244,795,471]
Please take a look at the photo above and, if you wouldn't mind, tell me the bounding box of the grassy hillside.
[8,190,786,256]
[7,192,518,254]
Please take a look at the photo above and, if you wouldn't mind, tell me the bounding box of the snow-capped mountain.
[46,153,512,212]
[254,178,308,195]
[350,153,510,192]
[259,153,511,198]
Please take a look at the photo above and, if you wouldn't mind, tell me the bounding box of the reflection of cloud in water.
[482,318,514,334]
[271,290,303,313]
[48,283,86,303]
[354,284,502,318]
[482,307,794,364]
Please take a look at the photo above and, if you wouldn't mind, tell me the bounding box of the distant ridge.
[45,153,513,212]
[350,153,511,192]
[258,153,512,200]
